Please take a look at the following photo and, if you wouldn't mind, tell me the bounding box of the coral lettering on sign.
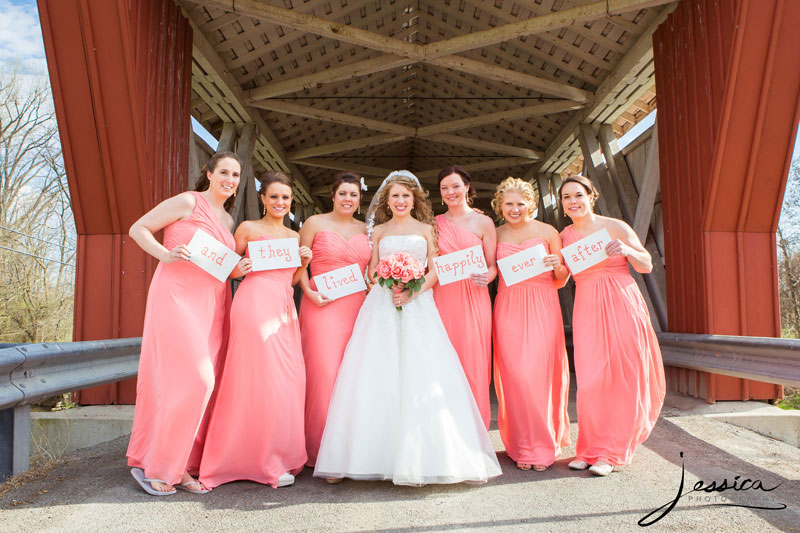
[432,245,488,285]
[313,263,367,300]
[249,238,302,271]
[496,243,551,286]
[186,229,241,282]
[560,228,611,274]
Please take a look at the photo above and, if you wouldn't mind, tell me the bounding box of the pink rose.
[391,265,404,278]
[400,269,413,283]
[377,262,391,278]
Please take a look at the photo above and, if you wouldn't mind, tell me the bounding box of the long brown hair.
[437,164,476,204]
[193,151,242,211]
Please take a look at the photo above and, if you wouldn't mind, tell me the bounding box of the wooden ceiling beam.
[197,0,423,58]
[416,100,586,137]
[288,134,409,160]
[425,56,589,102]
[246,56,416,101]
[538,4,676,174]
[249,99,416,135]
[182,3,322,209]
[423,0,677,59]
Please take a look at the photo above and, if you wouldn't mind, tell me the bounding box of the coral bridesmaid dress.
[299,231,370,466]
[199,235,307,488]
[561,225,666,466]
[493,239,571,467]
[433,215,493,429]
[127,191,233,486]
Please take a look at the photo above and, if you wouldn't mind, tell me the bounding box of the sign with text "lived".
[313,263,367,300]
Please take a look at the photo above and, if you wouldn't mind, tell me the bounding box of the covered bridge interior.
[36,0,800,404]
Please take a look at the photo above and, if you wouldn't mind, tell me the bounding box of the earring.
[357,205,361,215]
[441,199,444,205]
[233,188,237,198]
[262,205,266,216]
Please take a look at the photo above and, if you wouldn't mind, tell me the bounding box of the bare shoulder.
[474,211,496,231]
[234,220,255,238]
[287,227,301,240]
[221,210,235,232]
[536,220,559,238]
[495,223,509,240]
[600,216,634,239]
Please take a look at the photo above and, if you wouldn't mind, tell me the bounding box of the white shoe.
[568,459,590,470]
[277,472,295,487]
[589,462,613,477]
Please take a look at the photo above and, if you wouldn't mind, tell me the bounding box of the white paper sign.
[248,238,301,271]
[496,243,552,286]
[186,228,240,282]
[561,228,611,275]
[432,245,488,286]
[313,263,367,300]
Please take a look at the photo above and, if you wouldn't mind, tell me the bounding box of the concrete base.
[30,406,134,461]
[663,391,800,447]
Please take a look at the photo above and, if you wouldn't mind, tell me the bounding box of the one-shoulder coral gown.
[493,238,570,467]
[199,235,306,488]
[127,191,233,486]
[561,225,665,466]
[433,214,493,429]
[299,231,370,466]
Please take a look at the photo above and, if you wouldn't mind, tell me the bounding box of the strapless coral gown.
[433,215,493,429]
[199,235,306,487]
[561,225,665,466]
[493,238,570,467]
[314,234,501,485]
[299,231,370,466]
[127,191,233,486]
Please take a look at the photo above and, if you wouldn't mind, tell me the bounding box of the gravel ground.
[1,399,798,532]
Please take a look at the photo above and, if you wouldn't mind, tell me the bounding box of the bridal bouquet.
[375,252,425,311]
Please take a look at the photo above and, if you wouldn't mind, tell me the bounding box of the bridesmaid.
[559,175,665,477]
[433,165,497,429]
[491,177,571,472]
[199,170,312,488]
[127,152,245,495]
[298,171,370,469]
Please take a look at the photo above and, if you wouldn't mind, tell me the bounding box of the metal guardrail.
[1,332,799,482]
[0,338,141,411]
[657,332,800,388]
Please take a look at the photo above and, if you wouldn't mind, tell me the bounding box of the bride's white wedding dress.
[314,234,502,485]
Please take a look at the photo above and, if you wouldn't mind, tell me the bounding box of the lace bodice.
[378,234,428,266]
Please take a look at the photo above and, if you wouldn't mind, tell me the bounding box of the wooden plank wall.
[653,0,800,401]
[39,0,192,404]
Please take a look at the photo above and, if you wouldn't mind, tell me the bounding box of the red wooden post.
[654,0,800,401]
[38,0,192,404]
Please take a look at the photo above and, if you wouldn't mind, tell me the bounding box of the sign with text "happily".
[432,245,488,285]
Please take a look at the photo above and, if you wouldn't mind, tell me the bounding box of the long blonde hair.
[370,174,438,250]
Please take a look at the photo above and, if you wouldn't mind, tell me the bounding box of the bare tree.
[778,158,800,337]
[0,65,75,343]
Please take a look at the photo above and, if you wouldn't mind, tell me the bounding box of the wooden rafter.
[198,0,672,102]
[538,3,676,174]
[182,4,323,210]
[255,98,568,159]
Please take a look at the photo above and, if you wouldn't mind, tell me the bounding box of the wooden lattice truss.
[180,0,675,217]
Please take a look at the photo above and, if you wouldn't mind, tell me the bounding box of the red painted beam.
[38,0,191,404]
[654,0,800,401]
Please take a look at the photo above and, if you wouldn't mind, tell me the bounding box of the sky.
[2,0,799,168]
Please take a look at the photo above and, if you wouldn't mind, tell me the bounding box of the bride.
[313,171,502,486]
